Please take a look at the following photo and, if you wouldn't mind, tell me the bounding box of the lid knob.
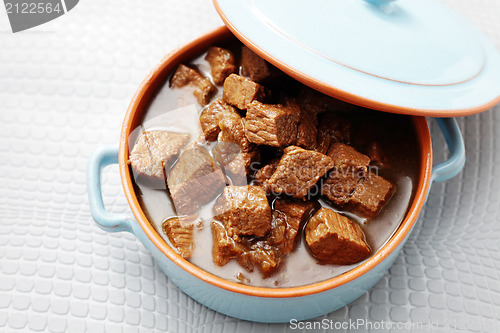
[364,0,396,4]
[364,0,397,12]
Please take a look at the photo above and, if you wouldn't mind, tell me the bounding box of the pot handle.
[87,145,132,232]
[431,118,466,183]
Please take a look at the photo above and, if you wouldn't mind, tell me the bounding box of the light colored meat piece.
[214,185,271,237]
[305,207,371,264]
[129,130,190,180]
[199,99,239,142]
[211,221,243,266]
[347,174,394,217]
[171,64,216,106]
[222,74,267,110]
[244,101,300,147]
[205,47,237,85]
[163,215,200,260]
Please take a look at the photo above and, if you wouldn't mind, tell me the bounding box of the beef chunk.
[129,130,190,180]
[327,143,371,170]
[305,207,371,264]
[271,199,317,254]
[217,111,255,153]
[214,186,271,237]
[254,158,280,191]
[211,221,243,266]
[237,246,281,277]
[296,105,318,150]
[347,174,394,217]
[212,110,260,177]
[244,101,300,147]
[167,145,226,215]
[267,146,334,199]
[315,113,351,154]
[240,46,273,83]
[200,99,238,142]
[222,74,268,110]
[205,47,237,85]
[280,98,318,149]
[266,215,286,250]
[322,143,371,206]
[171,64,216,106]
[163,216,200,259]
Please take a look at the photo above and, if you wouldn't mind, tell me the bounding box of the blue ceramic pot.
[87,27,465,323]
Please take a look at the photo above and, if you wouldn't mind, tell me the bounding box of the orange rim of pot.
[119,26,433,298]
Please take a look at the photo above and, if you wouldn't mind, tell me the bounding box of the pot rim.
[119,26,433,298]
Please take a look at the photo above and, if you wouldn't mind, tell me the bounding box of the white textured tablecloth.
[0,1,499,332]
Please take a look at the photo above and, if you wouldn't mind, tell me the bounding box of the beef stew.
[128,41,420,287]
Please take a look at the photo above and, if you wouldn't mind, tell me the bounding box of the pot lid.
[214,0,500,117]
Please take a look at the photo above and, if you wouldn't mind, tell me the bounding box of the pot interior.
[119,26,433,296]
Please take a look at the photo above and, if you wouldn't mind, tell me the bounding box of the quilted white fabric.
[0,0,499,332]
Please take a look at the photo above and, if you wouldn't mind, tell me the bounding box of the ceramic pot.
[87,27,465,323]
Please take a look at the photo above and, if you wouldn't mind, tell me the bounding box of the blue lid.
[214,0,500,116]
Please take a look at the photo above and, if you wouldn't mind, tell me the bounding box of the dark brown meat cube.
[271,199,317,254]
[322,143,371,206]
[212,111,260,177]
[327,143,371,170]
[167,145,226,215]
[211,221,243,266]
[162,216,200,259]
[222,74,268,110]
[237,247,281,277]
[240,46,273,83]
[205,47,237,85]
[244,101,300,147]
[283,98,318,149]
[367,141,387,167]
[214,186,271,237]
[305,207,371,264]
[347,174,394,217]
[315,113,351,154]
[218,111,255,153]
[129,130,190,180]
[171,64,216,106]
[254,158,280,191]
[297,109,318,150]
[267,146,334,199]
[200,99,239,142]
